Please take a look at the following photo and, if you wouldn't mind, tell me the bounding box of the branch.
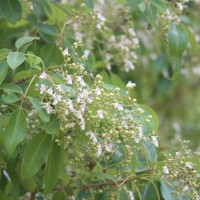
[80,177,136,190]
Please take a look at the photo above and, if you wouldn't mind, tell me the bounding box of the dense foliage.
[0,0,199,199]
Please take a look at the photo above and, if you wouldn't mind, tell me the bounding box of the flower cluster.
[62,4,139,72]
[161,141,199,199]
[28,45,158,174]
[157,0,189,39]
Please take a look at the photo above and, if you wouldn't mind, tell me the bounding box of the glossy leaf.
[0,61,8,85]
[168,24,188,57]
[28,97,50,122]
[21,132,52,179]
[0,0,22,24]
[3,109,26,156]
[44,142,62,194]
[0,83,23,94]
[44,115,59,134]
[15,37,39,50]
[7,52,25,70]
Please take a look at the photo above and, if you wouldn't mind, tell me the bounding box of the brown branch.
[30,192,35,200]
[79,177,136,190]
[14,77,32,84]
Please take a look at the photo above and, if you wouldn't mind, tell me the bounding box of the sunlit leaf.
[0,83,23,94]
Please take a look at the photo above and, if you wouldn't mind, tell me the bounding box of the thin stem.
[20,75,36,108]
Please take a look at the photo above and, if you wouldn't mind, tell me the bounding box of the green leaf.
[0,0,22,24]
[15,37,39,50]
[21,132,52,179]
[40,43,64,67]
[0,49,11,62]
[138,2,146,12]
[110,72,126,90]
[140,104,159,132]
[44,115,60,135]
[182,24,197,53]
[168,24,188,57]
[44,142,62,194]
[0,61,8,85]
[38,24,58,36]
[170,57,181,80]
[160,181,177,200]
[1,92,19,104]
[7,52,25,70]
[150,0,166,12]
[91,173,116,182]
[143,140,157,163]
[3,109,26,156]
[118,189,129,200]
[28,97,50,122]
[0,83,23,94]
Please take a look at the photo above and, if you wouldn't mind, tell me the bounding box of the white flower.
[95,87,101,96]
[75,32,83,41]
[28,2,34,10]
[80,119,86,130]
[138,126,143,139]
[66,100,74,111]
[163,165,169,174]
[185,162,193,169]
[43,103,53,114]
[176,152,181,158]
[97,13,105,22]
[113,102,124,111]
[47,87,53,95]
[177,2,184,11]
[128,191,134,200]
[80,103,86,113]
[76,110,83,119]
[105,143,112,152]
[53,94,62,105]
[97,143,102,157]
[126,81,136,89]
[56,84,63,93]
[84,49,90,57]
[65,75,73,85]
[86,131,97,143]
[39,71,47,79]
[97,110,104,119]
[65,122,75,129]
[151,136,159,147]
[182,186,189,192]
[77,76,86,87]
[40,84,46,94]
[63,48,68,56]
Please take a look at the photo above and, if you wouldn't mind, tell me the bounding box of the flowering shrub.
[0,0,199,200]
